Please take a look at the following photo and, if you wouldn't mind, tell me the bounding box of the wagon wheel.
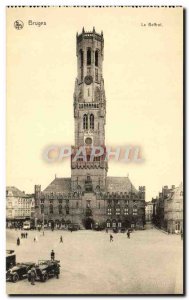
[12,273,19,283]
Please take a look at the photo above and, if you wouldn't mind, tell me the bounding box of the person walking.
[17,237,20,246]
[30,266,37,285]
[51,250,55,261]
[127,230,130,239]
[26,232,28,239]
[60,236,63,243]
[110,234,113,242]
[34,237,36,242]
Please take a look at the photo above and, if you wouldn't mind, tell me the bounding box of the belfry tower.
[71,27,108,194]
[33,28,145,230]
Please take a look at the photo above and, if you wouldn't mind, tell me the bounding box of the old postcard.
[6,6,183,295]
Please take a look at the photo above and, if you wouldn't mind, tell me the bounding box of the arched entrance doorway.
[84,218,94,230]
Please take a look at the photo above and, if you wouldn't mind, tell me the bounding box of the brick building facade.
[34,28,145,230]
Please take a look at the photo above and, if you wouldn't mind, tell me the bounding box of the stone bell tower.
[71,27,108,194]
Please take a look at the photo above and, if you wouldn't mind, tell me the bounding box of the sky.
[6,7,183,201]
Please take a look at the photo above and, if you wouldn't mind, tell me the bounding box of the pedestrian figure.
[43,231,44,236]
[9,262,14,269]
[60,236,63,243]
[30,266,37,285]
[17,237,20,246]
[127,230,130,239]
[110,234,113,242]
[51,250,55,261]
[26,232,28,238]
[106,228,108,233]
[34,237,36,242]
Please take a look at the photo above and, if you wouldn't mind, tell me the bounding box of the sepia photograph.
[6,6,183,295]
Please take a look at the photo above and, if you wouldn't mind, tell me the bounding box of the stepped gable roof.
[6,186,27,198]
[106,176,138,193]
[43,177,71,194]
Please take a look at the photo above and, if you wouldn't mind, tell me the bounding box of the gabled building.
[164,183,183,233]
[6,186,35,227]
[145,201,153,222]
[34,28,145,230]
[152,183,183,233]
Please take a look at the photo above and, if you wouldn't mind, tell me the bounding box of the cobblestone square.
[6,227,183,295]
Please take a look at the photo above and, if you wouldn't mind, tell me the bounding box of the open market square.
[6,226,183,295]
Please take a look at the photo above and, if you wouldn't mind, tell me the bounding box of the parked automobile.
[28,260,60,282]
[68,223,80,231]
[6,250,16,271]
[6,262,35,282]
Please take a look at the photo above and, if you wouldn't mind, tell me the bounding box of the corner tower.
[71,27,107,194]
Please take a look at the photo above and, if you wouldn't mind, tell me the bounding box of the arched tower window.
[95,50,99,67]
[79,49,83,67]
[87,48,91,65]
[90,114,94,129]
[83,114,88,130]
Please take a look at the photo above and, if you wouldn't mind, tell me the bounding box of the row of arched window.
[83,114,94,130]
[79,49,99,67]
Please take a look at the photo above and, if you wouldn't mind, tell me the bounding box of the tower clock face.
[84,75,93,85]
[85,137,92,145]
